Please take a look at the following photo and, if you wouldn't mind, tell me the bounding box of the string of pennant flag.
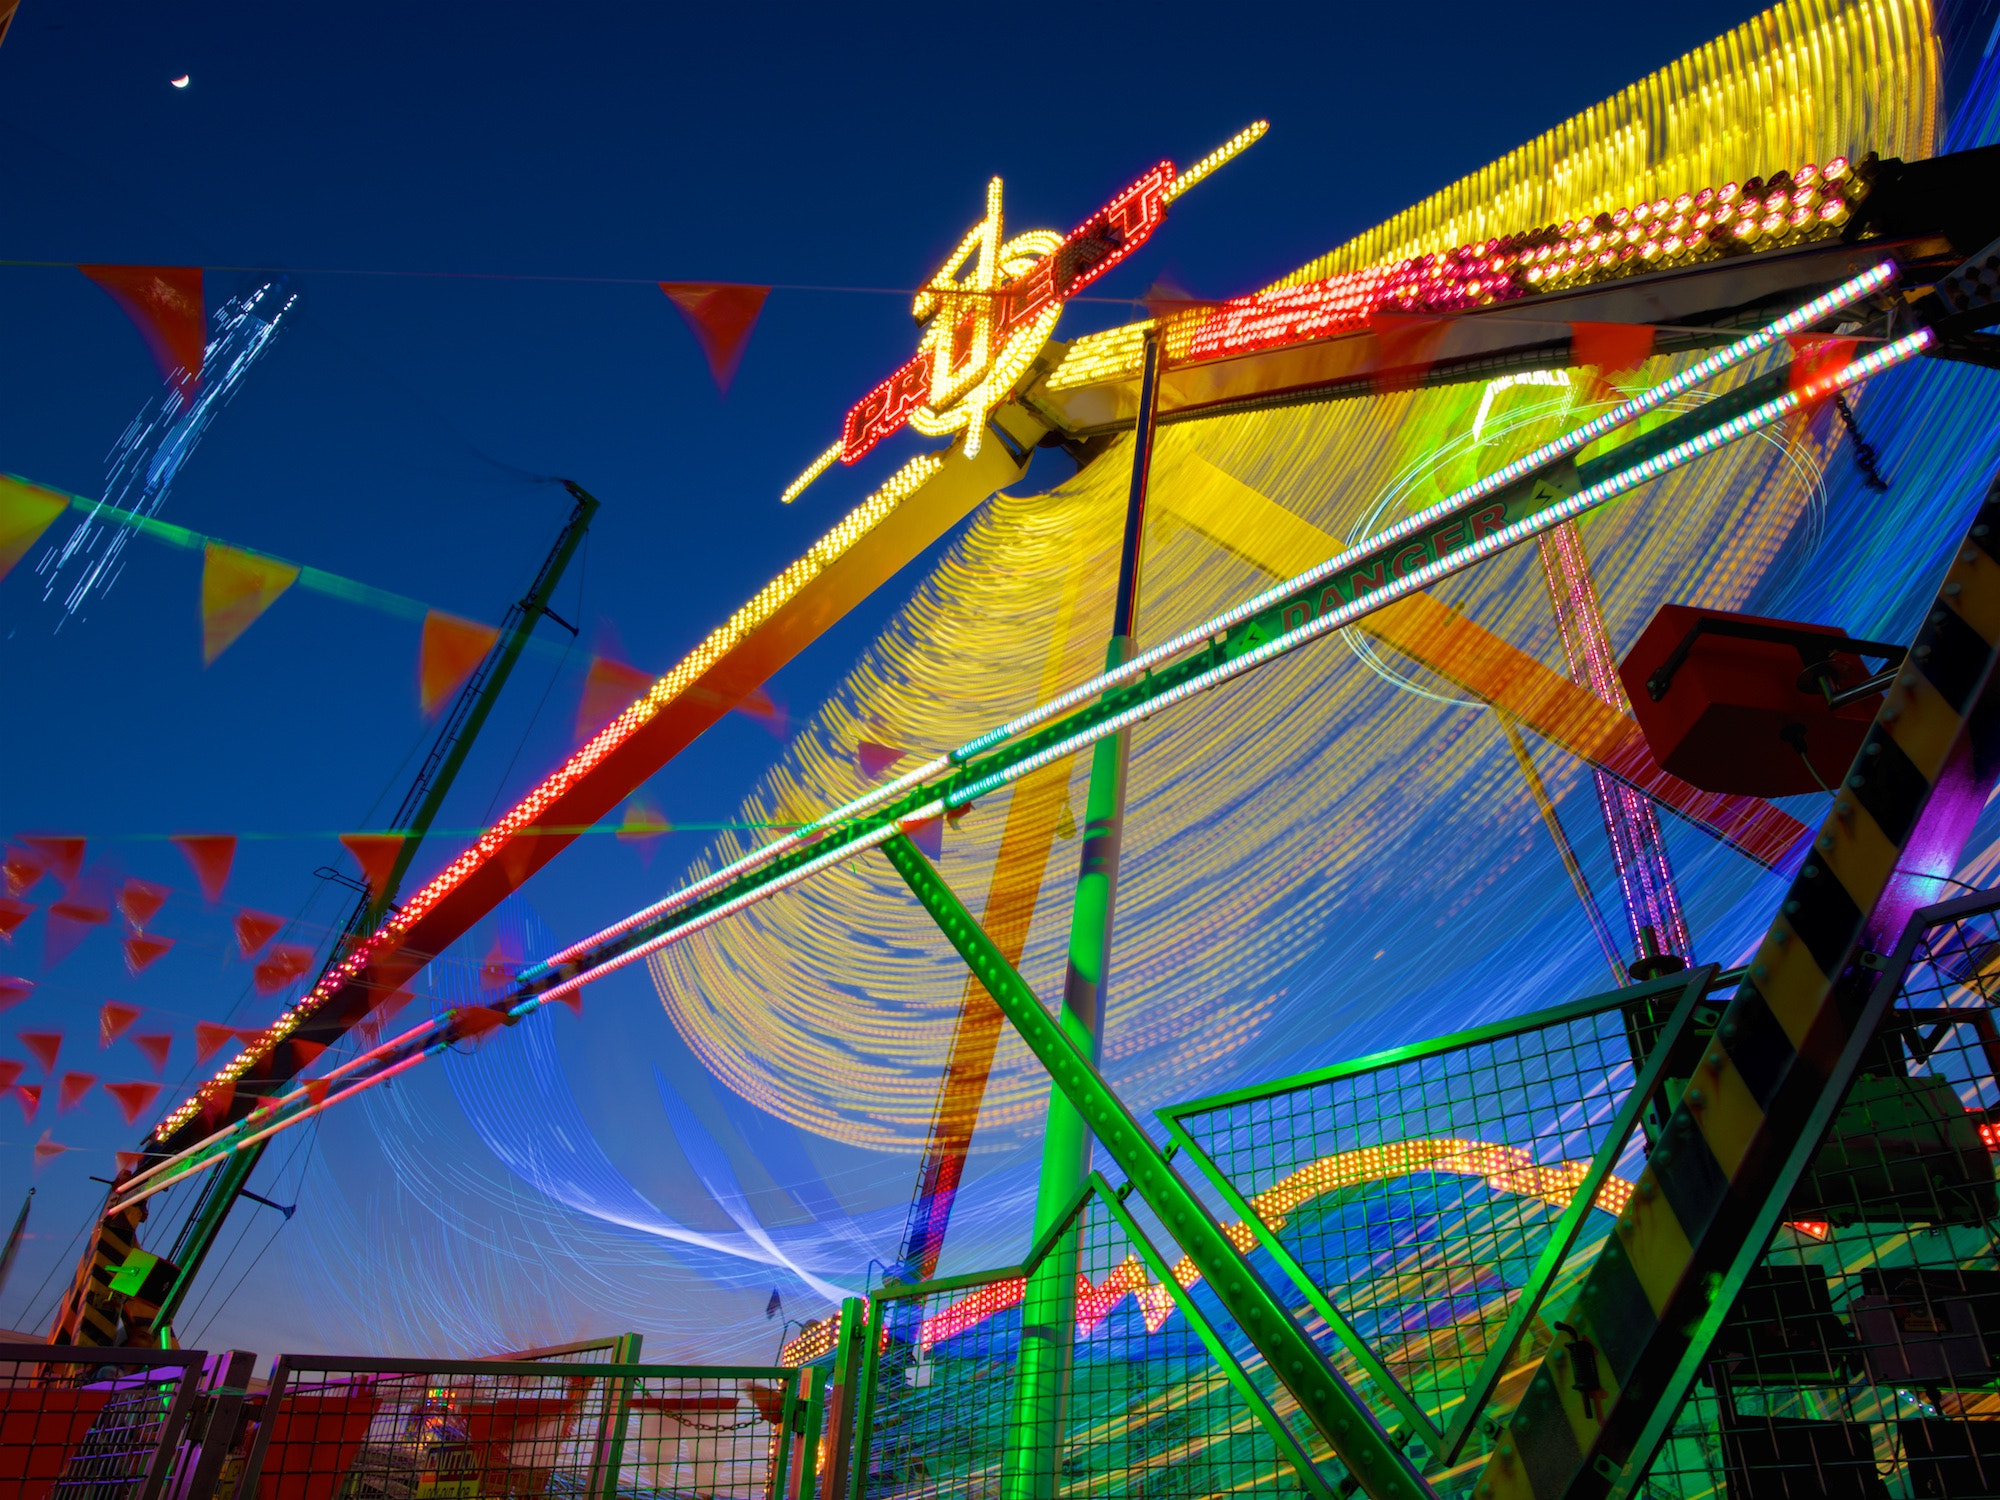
[60,265,774,394]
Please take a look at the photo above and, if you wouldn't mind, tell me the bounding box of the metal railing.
[0,1342,212,1500]
[235,1355,817,1500]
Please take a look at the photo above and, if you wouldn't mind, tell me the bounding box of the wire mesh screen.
[0,1343,205,1500]
[1162,973,1710,1475]
[859,1185,1310,1499]
[1632,893,2000,1500]
[237,1357,799,1500]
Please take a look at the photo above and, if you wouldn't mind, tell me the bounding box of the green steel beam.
[1160,967,1715,1464]
[879,831,1436,1500]
[1005,326,1164,1500]
[142,483,599,1339]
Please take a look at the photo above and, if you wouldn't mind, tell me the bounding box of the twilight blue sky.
[0,0,1778,1354]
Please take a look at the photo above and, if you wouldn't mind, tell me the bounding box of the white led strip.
[118,312,1927,1190]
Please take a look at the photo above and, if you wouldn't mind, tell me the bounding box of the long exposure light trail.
[112,313,1934,1212]
[528,261,1901,978]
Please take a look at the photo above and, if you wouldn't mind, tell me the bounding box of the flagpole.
[0,1188,33,1305]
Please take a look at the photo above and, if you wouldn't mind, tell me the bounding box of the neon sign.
[782,124,1266,502]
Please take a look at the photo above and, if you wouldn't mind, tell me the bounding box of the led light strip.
[1162,121,1269,203]
[529,328,1934,1004]
[955,258,1898,761]
[531,265,1902,983]
[122,330,1930,1189]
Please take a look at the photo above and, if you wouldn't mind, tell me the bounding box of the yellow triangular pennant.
[201,542,300,664]
[0,476,70,583]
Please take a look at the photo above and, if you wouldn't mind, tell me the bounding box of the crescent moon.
[170,75,190,88]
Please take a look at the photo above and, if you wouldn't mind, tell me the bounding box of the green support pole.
[144,483,600,1341]
[881,832,1435,1500]
[1004,330,1163,1500]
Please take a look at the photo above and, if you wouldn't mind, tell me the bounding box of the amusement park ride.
[30,1,2000,1497]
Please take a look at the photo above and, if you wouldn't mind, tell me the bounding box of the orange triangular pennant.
[419,610,499,716]
[339,833,406,896]
[171,835,236,902]
[105,1082,161,1126]
[78,265,205,387]
[576,656,655,741]
[234,910,283,957]
[201,542,299,664]
[99,1002,141,1048]
[658,283,770,391]
[0,476,71,584]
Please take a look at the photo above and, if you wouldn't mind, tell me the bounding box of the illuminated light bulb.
[1820,198,1851,225]
[1764,192,1787,214]
[1674,192,1695,213]
[1788,204,1814,230]
[1736,216,1762,241]
[1792,184,1818,209]
[1693,209,1713,231]
[1825,156,1852,183]
[1660,234,1682,257]
[1719,181,1740,203]
[1597,250,1617,268]
[1612,206,1631,227]
[1762,211,1786,236]
[1641,239,1664,261]
[1796,163,1819,188]
[1586,233,1604,253]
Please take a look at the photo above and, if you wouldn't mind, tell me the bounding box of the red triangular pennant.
[32,1131,68,1168]
[132,1033,173,1075]
[78,264,205,387]
[338,833,406,897]
[171,835,236,903]
[45,886,110,968]
[456,1005,508,1040]
[1570,321,1656,376]
[194,1021,239,1064]
[1787,334,1860,404]
[616,798,671,844]
[856,739,906,779]
[18,1031,60,1073]
[99,1003,141,1048]
[549,989,582,1016]
[0,1061,19,1090]
[358,987,414,1043]
[576,656,655,741]
[253,944,314,995]
[0,899,29,940]
[2,847,45,898]
[12,1085,39,1122]
[201,542,299,664]
[0,476,72,585]
[116,878,170,931]
[20,837,84,887]
[419,610,499,717]
[57,1072,95,1112]
[234,910,283,957]
[1366,313,1451,392]
[123,933,174,975]
[735,684,787,737]
[115,1151,145,1175]
[103,1081,162,1126]
[304,1079,330,1110]
[0,976,32,1011]
[289,1038,328,1069]
[904,816,944,860]
[196,1080,236,1131]
[658,282,770,392]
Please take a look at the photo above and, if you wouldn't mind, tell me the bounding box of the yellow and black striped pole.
[1477,467,2000,1500]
